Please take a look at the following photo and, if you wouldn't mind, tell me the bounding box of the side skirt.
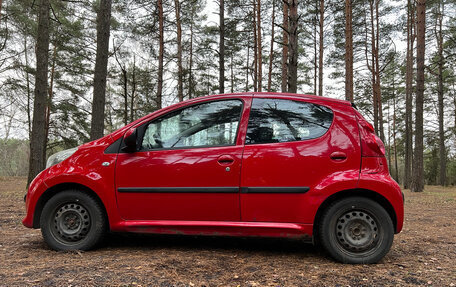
[114,220,313,240]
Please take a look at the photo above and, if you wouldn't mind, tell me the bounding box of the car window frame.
[245,97,334,145]
[133,98,245,152]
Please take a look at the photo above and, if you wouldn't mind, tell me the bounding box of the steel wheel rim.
[51,202,91,244]
[335,210,379,254]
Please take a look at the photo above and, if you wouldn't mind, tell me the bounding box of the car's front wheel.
[40,190,106,251]
[319,197,394,264]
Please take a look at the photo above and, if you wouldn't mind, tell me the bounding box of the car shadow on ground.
[101,232,322,256]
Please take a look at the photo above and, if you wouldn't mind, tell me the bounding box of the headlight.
[46,147,78,168]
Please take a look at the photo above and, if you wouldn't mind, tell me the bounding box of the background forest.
[0,0,455,190]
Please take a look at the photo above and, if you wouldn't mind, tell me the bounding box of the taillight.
[358,119,385,157]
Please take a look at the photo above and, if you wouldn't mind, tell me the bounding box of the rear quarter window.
[246,98,333,144]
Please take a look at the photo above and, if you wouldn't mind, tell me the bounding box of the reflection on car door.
[115,99,245,221]
[240,97,360,223]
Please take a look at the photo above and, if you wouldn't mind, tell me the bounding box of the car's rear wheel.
[40,190,106,251]
[319,197,394,264]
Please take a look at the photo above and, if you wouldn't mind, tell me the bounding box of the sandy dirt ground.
[0,177,455,286]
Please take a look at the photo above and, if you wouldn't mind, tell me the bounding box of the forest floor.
[0,177,455,287]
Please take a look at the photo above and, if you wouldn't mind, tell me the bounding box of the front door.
[115,99,245,221]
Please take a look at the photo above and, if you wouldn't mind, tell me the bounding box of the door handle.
[217,155,235,166]
[330,151,347,161]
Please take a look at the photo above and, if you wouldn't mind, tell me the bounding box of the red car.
[23,93,404,264]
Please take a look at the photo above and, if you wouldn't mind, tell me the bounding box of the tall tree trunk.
[404,0,415,189]
[436,0,445,186]
[375,0,385,142]
[131,57,136,122]
[253,1,258,91]
[189,11,194,99]
[28,0,50,186]
[256,0,263,92]
[281,1,289,92]
[314,0,318,95]
[318,0,324,96]
[219,0,225,94]
[344,0,353,102]
[287,0,298,93]
[230,51,234,93]
[246,32,250,91]
[44,44,57,148]
[90,0,112,140]
[412,0,426,193]
[369,0,379,135]
[174,0,183,101]
[267,0,276,92]
[157,0,164,109]
[24,35,32,139]
[393,74,399,182]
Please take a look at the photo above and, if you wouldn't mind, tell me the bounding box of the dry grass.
[0,177,455,286]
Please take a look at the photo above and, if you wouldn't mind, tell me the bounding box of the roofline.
[201,92,352,106]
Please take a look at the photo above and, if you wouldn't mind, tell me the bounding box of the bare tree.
[28,0,50,186]
[90,0,112,140]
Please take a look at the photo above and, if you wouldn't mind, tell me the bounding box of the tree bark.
[411,0,426,193]
[344,0,353,102]
[281,1,289,92]
[174,0,183,101]
[318,0,324,96]
[267,0,276,92]
[44,44,57,148]
[131,57,136,122]
[219,0,225,94]
[404,0,415,189]
[28,0,50,186]
[256,0,263,92]
[436,1,445,186]
[287,0,298,93]
[253,1,258,91]
[189,10,194,99]
[90,0,112,141]
[157,0,164,109]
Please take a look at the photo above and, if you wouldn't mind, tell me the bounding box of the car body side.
[23,93,404,239]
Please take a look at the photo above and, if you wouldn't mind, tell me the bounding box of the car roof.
[197,92,351,106]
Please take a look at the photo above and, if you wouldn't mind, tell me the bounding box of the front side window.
[141,100,243,150]
[246,98,333,144]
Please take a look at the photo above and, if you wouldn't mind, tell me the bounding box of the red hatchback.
[23,93,404,263]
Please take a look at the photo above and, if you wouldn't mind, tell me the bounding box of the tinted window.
[246,98,333,144]
[142,100,242,150]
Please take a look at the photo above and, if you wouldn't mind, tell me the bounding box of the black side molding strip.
[240,187,310,193]
[117,187,239,193]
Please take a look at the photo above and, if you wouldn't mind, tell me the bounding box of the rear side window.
[246,98,333,144]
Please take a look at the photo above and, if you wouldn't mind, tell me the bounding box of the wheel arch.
[33,182,109,230]
[313,188,397,242]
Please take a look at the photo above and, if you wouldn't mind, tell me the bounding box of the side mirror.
[122,127,137,152]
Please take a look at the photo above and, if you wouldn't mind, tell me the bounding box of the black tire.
[319,197,394,264]
[40,190,106,251]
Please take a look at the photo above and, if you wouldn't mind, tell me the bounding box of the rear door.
[115,98,247,221]
[240,96,360,223]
